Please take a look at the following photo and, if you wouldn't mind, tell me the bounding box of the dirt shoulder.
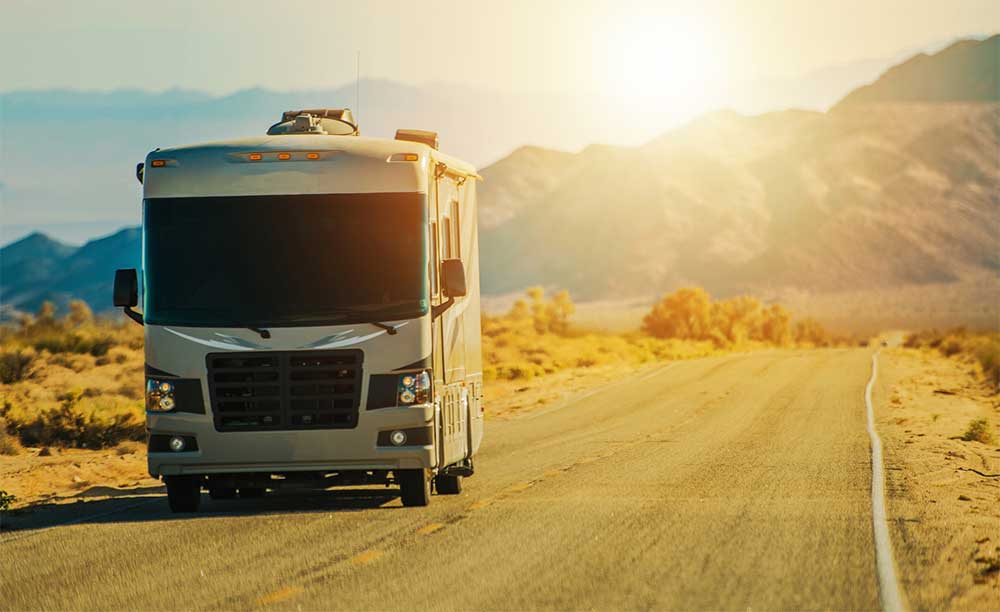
[877,347,1000,609]
[1,443,161,518]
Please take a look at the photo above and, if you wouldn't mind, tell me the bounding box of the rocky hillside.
[479,36,999,300]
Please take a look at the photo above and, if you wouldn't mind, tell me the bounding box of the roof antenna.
[355,50,361,125]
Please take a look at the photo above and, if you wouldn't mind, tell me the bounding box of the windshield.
[143,193,428,327]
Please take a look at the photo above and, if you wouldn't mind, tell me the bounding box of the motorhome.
[115,109,483,512]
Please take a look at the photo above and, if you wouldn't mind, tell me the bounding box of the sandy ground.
[877,347,1000,609]
[0,443,162,516]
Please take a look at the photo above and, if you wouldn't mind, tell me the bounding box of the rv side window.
[430,221,439,296]
[450,199,461,258]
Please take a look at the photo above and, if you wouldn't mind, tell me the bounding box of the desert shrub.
[974,337,1000,392]
[0,348,35,383]
[961,418,995,445]
[0,490,15,512]
[7,393,145,449]
[940,339,963,357]
[0,418,23,455]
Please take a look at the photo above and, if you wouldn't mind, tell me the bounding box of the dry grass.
[1,301,145,449]
[483,287,828,383]
[904,329,1000,393]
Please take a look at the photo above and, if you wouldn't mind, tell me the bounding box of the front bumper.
[147,403,435,477]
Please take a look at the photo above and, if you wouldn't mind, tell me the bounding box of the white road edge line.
[865,351,908,612]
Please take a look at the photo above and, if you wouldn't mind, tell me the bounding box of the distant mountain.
[836,34,999,107]
[0,229,140,316]
[478,36,1000,300]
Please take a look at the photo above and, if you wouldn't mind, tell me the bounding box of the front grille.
[207,350,363,431]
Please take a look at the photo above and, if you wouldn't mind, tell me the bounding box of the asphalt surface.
[1,349,884,611]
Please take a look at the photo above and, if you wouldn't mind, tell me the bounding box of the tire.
[435,473,462,495]
[398,469,431,507]
[165,475,201,513]
[209,486,237,500]
[239,487,266,498]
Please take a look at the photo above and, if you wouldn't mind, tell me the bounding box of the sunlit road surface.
[1,350,885,611]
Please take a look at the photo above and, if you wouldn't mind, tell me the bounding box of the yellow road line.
[416,522,445,535]
[257,586,302,606]
[349,550,384,565]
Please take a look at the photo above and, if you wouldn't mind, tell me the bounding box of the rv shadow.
[1,487,401,534]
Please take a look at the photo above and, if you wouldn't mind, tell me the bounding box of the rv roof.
[154,135,476,176]
[143,135,478,199]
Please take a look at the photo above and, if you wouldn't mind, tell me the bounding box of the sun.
[596,15,724,112]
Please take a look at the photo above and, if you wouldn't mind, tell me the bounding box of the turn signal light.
[150,160,167,167]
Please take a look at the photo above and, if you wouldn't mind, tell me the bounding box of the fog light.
[168,436,186,452]
[389,430,407,446]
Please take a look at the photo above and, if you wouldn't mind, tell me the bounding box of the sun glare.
[597,16,724,113]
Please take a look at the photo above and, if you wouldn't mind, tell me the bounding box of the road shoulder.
[876,348,1000,609]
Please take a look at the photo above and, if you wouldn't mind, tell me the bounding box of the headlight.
[146,378,176,412]
[397,370,431,405]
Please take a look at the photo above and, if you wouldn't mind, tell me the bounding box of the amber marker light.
[277,153,292,160]
[150,159,167,167]
[306,152,320,160]
[388,153,420,162]
[248,153,263,161]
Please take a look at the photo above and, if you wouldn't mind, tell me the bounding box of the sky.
[3,0,999,101]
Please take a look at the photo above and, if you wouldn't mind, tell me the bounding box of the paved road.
[2,349,884,610]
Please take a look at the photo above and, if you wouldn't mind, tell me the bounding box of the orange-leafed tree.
[642,287,714,341]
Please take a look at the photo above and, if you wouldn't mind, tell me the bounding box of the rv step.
[442,460,474,478]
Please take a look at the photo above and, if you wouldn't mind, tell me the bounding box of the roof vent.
[395,129,438,150]
[267,109,358,136]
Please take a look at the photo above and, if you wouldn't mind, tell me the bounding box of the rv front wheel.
[398,469,431,507]
[165,475,201,513]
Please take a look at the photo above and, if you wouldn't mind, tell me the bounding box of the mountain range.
[1,35,997,322]
[1,37,967,247]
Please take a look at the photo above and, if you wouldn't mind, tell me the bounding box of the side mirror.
[113,269,143,325]
[113,269,138,307]
[441,259,467,298]
[136,162,144,185]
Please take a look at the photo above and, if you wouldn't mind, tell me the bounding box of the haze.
[3,0,998,100]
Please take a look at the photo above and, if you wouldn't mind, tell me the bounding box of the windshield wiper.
[367,321,399,335]
[287,307,403,335]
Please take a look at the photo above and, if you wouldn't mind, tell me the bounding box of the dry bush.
[2,393,145,450]
[961,418,995,445]
[642,287,829,348]
[0,348,36,383]
[0,419,24,455]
